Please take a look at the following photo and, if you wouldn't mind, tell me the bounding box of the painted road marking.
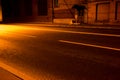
[18,28,120,38]
[59,40,120,51]
[52,30,120,37]
[3,28,120,38]
[26,27,120,37]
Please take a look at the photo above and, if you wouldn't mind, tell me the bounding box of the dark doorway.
[24,0,32,16]
[2,0,20,17]
[2,0,12,18]
[11,0,20,17]
[1,0,20,22]
[38,0,48,16]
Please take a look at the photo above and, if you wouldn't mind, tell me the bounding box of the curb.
[0,67,23,80]
[0,61,33,80]
[10,23,120,30]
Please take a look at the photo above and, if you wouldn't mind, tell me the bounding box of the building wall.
[53,0,81,19]
[87,3,97,24]
[109,0,115,23]
[87,1,110,24]
[53,0,87,24]
[1,0,119,24]
[53,0,120,25]
[0,0,2,22]
[87,0,120,24]
[1,0,53,23]
[31,0,53,22]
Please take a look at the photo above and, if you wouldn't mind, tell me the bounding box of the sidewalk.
[0,67,23,80]
[12,22,120,29]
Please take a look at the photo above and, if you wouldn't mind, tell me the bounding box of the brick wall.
[87,0,120,24]
[54,0,81,19]
[87,3,96,24]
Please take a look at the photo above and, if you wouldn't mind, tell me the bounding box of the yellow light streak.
[0,25,20,34]
[0,24,36,37]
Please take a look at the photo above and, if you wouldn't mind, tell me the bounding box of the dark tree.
[72,4,86,16]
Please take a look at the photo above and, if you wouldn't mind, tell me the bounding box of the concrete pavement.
[0,23,119,80]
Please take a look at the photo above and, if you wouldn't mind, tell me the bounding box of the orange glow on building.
[0,0,2,22]
[0,0,119,25]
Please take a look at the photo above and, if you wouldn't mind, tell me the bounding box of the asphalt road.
[0,24,120,80]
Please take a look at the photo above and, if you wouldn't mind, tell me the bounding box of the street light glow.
[0,24,52,38]
[0,24,32,38]
[0,25,19,32]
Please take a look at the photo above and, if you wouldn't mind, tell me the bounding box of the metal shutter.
[97,3,110,21]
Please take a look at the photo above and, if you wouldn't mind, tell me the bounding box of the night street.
[0,24,120,80]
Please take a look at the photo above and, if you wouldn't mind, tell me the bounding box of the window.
[54,0,59,8]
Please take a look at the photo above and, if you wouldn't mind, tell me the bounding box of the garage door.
[117,2,120,21]
[97,3,110,21]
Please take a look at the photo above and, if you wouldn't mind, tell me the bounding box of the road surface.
[0,24,120,80]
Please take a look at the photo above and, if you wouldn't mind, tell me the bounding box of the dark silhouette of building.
[0,0,53,23]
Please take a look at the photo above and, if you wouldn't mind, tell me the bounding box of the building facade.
[0,0,120,25]
[53,0,86,24]
[87,0,120,24]
[0,0,53,23]
[53,0,120,25]
[0,0,2,22]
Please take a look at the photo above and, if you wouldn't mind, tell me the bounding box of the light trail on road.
[0,24,120,37]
